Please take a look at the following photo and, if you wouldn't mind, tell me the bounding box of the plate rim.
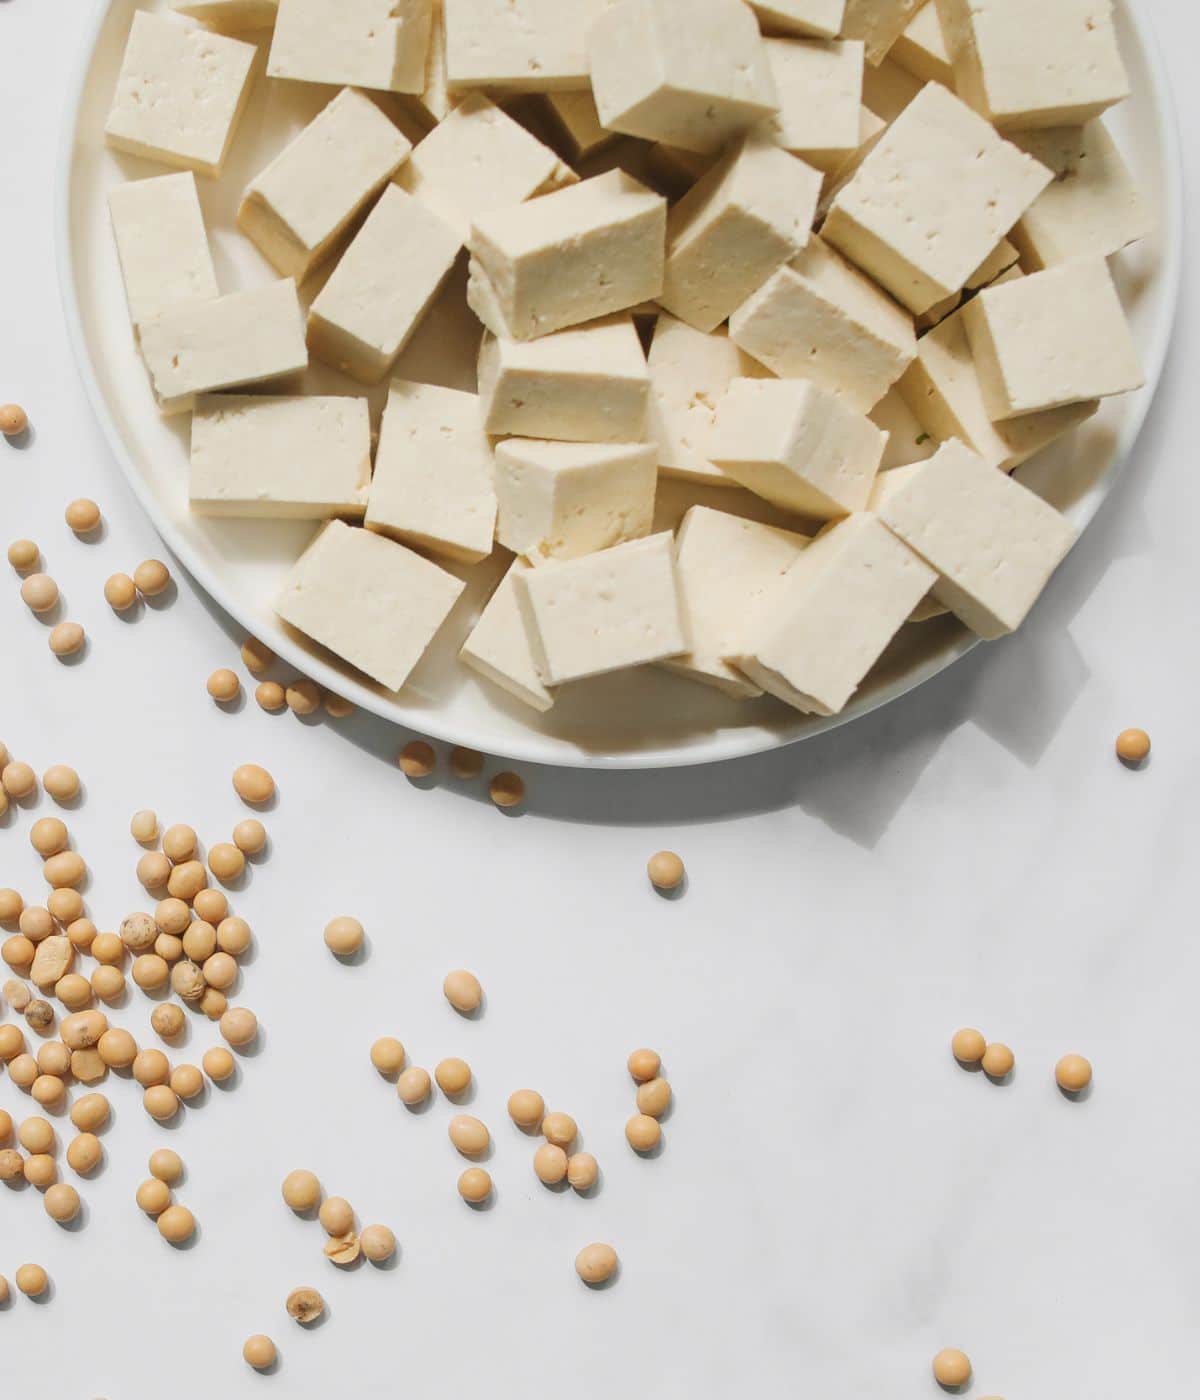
[55,0,1185,772]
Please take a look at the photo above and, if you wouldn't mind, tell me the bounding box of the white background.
[1,2,1198,1397]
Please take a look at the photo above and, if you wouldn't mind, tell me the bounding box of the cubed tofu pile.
[103,0,1149,718]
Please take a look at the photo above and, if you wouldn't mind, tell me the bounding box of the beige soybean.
[202,952,236,992]
[2,936,34,972]
[370,1037,406,1074]
[36,1042,72,1077]
[66,918,97,951]
[8,538,39,571]
[575,1243,618,1285]
[171,1064,204,1099]
[104,573,137,611]
[567,1152,599,1192]
[137,852,172,892]
[255,680,286,712]
[150,1148,184,1184]
[981,1043,1015,1079]
[625,1114,661,1153]
[44,1183,81,1223]
[67,1132,102,1174]
[122,912,159,953]
[132,953,169,991]
[155,898,191,936]
[0,1151,24,1182]
[207,668,240,703]
[232,763,274,805]
[24,1152,57,1186]
[97,1029,137,1069]
[133,1049,170,1087]
[192,888,228,925]
[157,1204,195,1243]
[64,498,101,533]
[281,1169,322,1212]
[18,1116,54,1154]
[1116,728,1151,764]
[360,1224,396,1263]
[318,1196,354,1237]
[220,1006,258,1047]
[137,1177,172,1214]
[203,1046,236,1082]
[71,1049,106,1083]
[240,637,275,674]
[397,1066,431,1106]
[541,1112,577,1149]
[7,1053,37,1088]
[3,761,37,797]
[647,850,685,891]
[48,622,86,658]
[48,889,84,925]
[533,1144,568,1185]
[15,1263,49,1299]
[507,1089,545,1130]
[200,987,228,1020]
[208,843,245,884]
[398,740,435,778]
[134,559,170,596]
[448,1115,490,1157]
[32,1075,67,1108]
[42,764,80,801]
[30,816,68,857]
[287,1286,325,1324]
[183,920,217,962]
[20,573,58,614]
[636,1078,671,1118]
[43,852,86,889]
[0,1108,11,1142]
[952,1028,987,1065]
[92,932,125,965]
[216,916,252,956]
[162,824,197,862]
[232,820,266,856]
[0,888,23,922]
[1056,1054,1093,1093]
[324,916,364,956]
[932,1349,972,1388]
[171,960,208,1002]
[324,1232,360,1265]
[30,936,73,989]
[168,861,206,902]
[19,905,54,940]
[435,1057,471,1097]
[458,1167,492,1204]
[144,1085,180,1122]
[25,1000,54,1031]
[488,772,524,809]
[130,809,159,843]
[0,1023,27,1059]
[286,679,321,716]
[443,969,483,1014]
[61,1010,106,1050]
[4,979,31,1011]
[0,403,28,436]
[242,1335,277,1371]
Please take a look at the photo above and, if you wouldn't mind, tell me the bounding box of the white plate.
[57,0,1182,770]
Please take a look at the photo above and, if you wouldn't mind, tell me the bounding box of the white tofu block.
[543,91,620,162]
[190,395,372,519]
[665,506,810,698]
[870,438,1077,638]
[869,385,937,469]
[647,315,771,487]
[395,0,455,129]
[268,0,434,95]
[479,316,649,443]
[138,279,308,415]
[729,236,917,412]
[659,130,820,334]
[444,0,617,92]
[840,0,925,65]
[961,256,1143,420]
[516,532,687,684]
[459,558,555,711]
[710,377,886,517]
[747,0,844,38]
[173,1,278,31]
[467,170,666,341]
[935,0,1129,131]
[366,380,496,562]
[819,103,887,213]
[590,0,779,156]
[731,512,934,714]
[104,12,256,178]
[494,439,656,565]
[1008,121,1152,270]
[762,38,864,172]
[396,94,576,242]
[108,174,219,331]
[307,185,460,384]
[276,520,465,691]
[889,1,953,85]
[823,83,1051,315]
[238,89,411,282]
[899,296,1098,470]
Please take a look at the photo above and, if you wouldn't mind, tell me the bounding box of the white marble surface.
[1,2,1198,1397]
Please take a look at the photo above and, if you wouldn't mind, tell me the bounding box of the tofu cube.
[494,439,657,565]
[729,236,917,412]
[268,0,435,95]
[1008,120,1152,270]
[444,0,618,92]
[138,279,308,415]
[710,377,886,517]
[589,0,778,156]
[961,256,1143,420]
[822,83,1052,315]
[467,170,666,341]
[104,11,256,178]
[108,173,219,331]
[665,506,810,697]
[870,438,1078,638]
[647,314,772,487]
[935,0,1129,131]
[190,395,372,519]
[238,89,412,282]
[730,512,934,714]
[761,38,864,172]
[746,0,844,38]
[459,558,555,712]
[173,2,279,31]
[515,532,687,684]
[543,91,621,162]
[277,520,466,692]
[659,130,821,334]
[396,94,577,242]
[366,380,497,563]
[914,234,1019,331]
[840,0,927,65]
[478,315,650,443]
[889,2,953,86]
[307,185,460,384]
[898,297,1098,471]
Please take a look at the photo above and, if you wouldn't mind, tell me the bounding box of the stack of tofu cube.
[102,0,1150,718]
